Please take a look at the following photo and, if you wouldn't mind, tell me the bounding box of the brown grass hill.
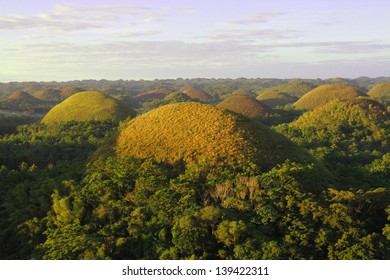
[60,86,85,100]
[9,91,41,104]
[32,88,62,101]
[256,91,297,108]
[258,81,315,99]
[116,102,321,172]
[133,87,174,102]
[293,84,367,110]
[217,95,273,119]
[41,91,136,124]
[179,85,212,103]
[368,82,390,105]
[231,89,250,95]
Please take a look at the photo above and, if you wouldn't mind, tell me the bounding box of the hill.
[256,91,297,108]
[41,91,136,123]
[116,102,318,171]
[60,86,85,100]
[217,95,273,119]
[288,98,388,149]
[179,85,212,103]
[294,84,367,110]
[9,91,40,103]
[258,81,315,99]
[32,88,62,101]
[368,82,390,105]
[133,87,173,102]
[231,89,249,95]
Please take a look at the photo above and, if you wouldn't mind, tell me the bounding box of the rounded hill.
[179,85,212,103]
[289,98,388,149]
[116,102,318,171]
[294,84,367,110]
[41,91,136,124]
[32,88,62,101]
[134,87,173,102]
[368,82,390,105]
[9,91,40,103]
[256,91,297,108]
[231,89,249,95]
[217,95,273,119]
[60,86,85,99]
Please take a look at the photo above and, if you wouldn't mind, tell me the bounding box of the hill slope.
[217,95,273,118]
[117,102,318,171]
[294,84,367,110]
[41,91,136,123]
[368,82,390,105]
[9,91,40,103]
[180,85,212,103]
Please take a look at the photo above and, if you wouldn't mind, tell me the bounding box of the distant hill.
[179,85,212,103]
[41,91,136,123]
[32,88,62,101]
[368,82,390,105]
[294,84,367,110]
[231,89,250,95]
[133,87,173,102]
[256,81,315,108]
[217,95,273,119]
[116,102,319,171]
[256,91,298,108]
[9,91,40,104]
[60,86,85,100]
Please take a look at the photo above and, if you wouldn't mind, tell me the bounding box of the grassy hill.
[116,102,319,171]
[368,82,390,105]
[258,81,315,99]
[134,87,173,102]
[32,88,62,101]
[294,84,367,110]
[231,89,249,95]
[288,98,388,149]
[217,95,273,119]
[41,91,136,123]
[256,91,298,108]
[180,85,212,103]
[60,86,85,100]
[9,91,40,103]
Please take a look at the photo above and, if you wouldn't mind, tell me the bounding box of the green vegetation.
[368,82,390,105]
[294,84,367,110]
[0,78,389,260]
[217,95,273,119]
[32,88,62,102]
[276,98,389,187]
[133,87,173,102]
[41,91,136,123]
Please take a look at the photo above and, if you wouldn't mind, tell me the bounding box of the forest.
[0,77,389,260]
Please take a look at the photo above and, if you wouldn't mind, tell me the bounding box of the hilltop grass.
[180,85,212,102]
[217,95,273,119]
[294,84,367,110]
[117,102,319,171]
[41,91,136,123]
[368,82,390,105]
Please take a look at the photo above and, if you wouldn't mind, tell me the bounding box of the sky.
[0,0,389,81]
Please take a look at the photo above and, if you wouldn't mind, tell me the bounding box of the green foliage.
[368,82,390,105]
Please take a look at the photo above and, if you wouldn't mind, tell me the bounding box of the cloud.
[274,41,390,54]
[0,3,163,32]
[231,12,284,25]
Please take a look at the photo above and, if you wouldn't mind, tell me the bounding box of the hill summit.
[294,84,367,110]
[217,95,273,118]
[41,91,136,123]
[116,102,317,171]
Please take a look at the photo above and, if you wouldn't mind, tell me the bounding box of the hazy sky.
[1,0,389,81]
